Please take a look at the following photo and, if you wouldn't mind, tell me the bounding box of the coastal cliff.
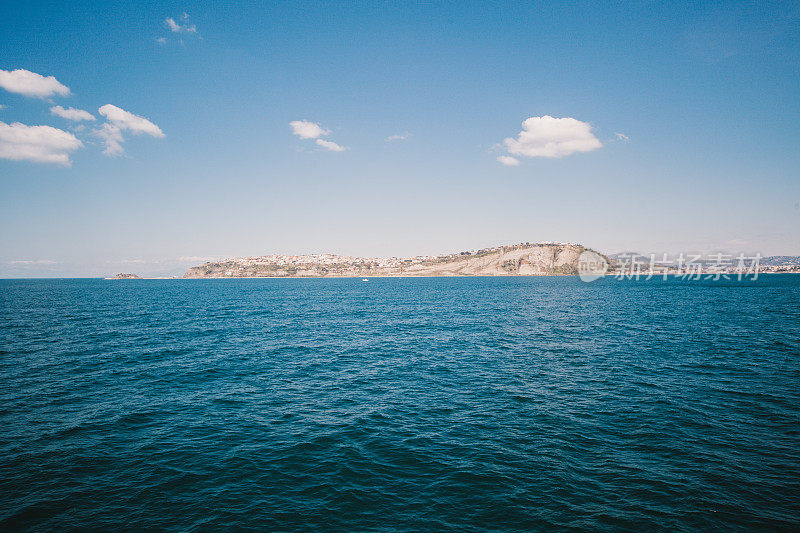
[183,243,604,278]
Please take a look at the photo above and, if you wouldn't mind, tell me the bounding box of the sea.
[1,275,799,531]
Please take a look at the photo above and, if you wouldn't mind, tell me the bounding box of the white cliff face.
[399,245,586,276]
[184,243,601,278]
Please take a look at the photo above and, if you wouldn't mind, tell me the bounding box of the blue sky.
[1,1,799,276]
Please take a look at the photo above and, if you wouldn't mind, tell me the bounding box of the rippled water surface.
[1,276,799,531]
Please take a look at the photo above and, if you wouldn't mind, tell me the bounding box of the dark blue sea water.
[1,276,799,531]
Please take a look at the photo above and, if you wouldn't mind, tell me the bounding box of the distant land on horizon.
[97,242,800,280]
[182,242,594,278]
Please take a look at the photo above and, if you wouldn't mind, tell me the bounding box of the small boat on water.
[362,278,369,282]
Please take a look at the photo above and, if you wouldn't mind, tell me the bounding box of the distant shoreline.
[100,271,800,280]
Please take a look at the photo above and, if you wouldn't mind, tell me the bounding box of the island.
[111,273,141,279]
[183,242,601,278]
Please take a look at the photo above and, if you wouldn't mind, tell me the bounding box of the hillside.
[183,243,601,278]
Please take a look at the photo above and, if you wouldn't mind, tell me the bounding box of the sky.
[1,0,799,277]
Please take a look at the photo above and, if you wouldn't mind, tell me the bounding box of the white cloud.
[497,155,520,166]
[156,37,167,45]
[50,105,95,122]
[9,259,58,265]
[290,120,347,151]
[290,120,330,139]
[0,68,70,99]
[385,133,410,142]
[96,104,164,156]
[95,123,125,156]
[315,139,347,152]
[165,17,197,33]
[615,132,630,142]
[98,104,164,137]
[0,104,5,110]
[502,116,602,159]
[0,121,83,166]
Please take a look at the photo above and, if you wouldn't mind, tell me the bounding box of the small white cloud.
[0,68,70,99]
[502,116,602,159]
[385,133,410,142]
[0,121,83,166]
[315,139,347,152]
[290,120,330,139]
[50,105,95,122]
[9,259,58,265]
[98,104,164,137]
[290,120,346,151]
[96,104,164,156]
[497,155,520,166]
[155,37,167,45]
[96,123,125,156]
[0,104,5,110]
[165,17,197,33]
[615,132,630,142]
